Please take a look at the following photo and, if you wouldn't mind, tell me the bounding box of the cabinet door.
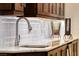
[0,3,24,16]
[57,3,60,16]
[57,45,67,56]
[14,3,24,16]
[48,45,67,56]
[37,3,43,15]
[60,3,64,16]
[43,3,50,15]
[37,3,64,19]
[0,3,12,10]
[48,49,58,56]
[71,40,78,56]
[15,3,24,11]
[37,3,50,16]
[50,3,57,15]
[68,40,78,56]
[50,3,64,18]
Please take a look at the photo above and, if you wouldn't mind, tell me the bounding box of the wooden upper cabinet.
[14,3,24,16]
[0,3,64,18]
[37,3,65,19]
[37,3,43,15]
[37,3,50,16]
[24,3,37,17]
[15,4,24,11]
[0,3,24,16]
[0,4,12,10]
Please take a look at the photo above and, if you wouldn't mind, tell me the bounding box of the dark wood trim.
[0,52,48,56]
[0,3,15,11]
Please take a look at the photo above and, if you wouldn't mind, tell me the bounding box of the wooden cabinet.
[48,45,67,56]
[0,4,12,10]
[37,3,65,19]
[0,3,24,16]
[14,3,24,16]
[37,3,50,16]
[24,3,37,17]
[68,40,78,56]
[48,48,58,56]
[48,39,78,56]
[72,40,78,56]
[15,4,24,11]
[24,3,65,18]
[0,3,64,18]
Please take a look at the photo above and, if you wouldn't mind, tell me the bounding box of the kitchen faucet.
[15,17,32,46]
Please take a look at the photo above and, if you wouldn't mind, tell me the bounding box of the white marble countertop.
[0,38,78,53]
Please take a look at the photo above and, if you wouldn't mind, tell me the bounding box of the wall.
[65,3,79,38]
[65,3,79,55]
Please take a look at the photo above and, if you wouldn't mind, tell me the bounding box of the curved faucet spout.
[15,17,32,46]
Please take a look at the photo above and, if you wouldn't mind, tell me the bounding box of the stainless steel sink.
[19,45,49,48]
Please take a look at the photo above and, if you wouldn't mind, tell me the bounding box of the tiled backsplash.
[0,16,65,48]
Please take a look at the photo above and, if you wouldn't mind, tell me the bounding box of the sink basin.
[19,39,52,48]
[19,45,49,48]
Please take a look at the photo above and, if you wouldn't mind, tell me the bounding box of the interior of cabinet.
[24,3,37,17]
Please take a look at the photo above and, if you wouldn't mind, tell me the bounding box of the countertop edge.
[0,38,78,53]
